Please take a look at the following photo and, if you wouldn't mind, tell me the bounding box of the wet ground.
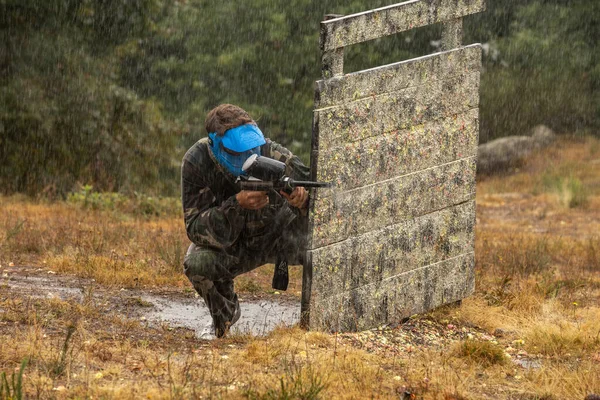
[1,267,300,339]
[1,267,548,370]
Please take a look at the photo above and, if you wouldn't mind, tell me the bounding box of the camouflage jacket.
[181,137,310,253]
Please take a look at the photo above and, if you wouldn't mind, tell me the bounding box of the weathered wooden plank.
[308,157,476,249]
[310,200,475,295]
[314,71,480,149]
[315,45,481,109]
[309,252,475,331]
[320,0,485,52]
[316,108,478,190]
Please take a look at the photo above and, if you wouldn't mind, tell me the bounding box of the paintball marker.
[238,154,331,194]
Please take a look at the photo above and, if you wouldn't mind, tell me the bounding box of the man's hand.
[280,187,308,209]
[236,190,269,210]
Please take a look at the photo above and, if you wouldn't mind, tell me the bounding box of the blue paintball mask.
[209,124,266,177]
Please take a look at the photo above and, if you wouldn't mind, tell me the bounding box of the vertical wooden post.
[303,13,344,328]
[321,48,344,79]
[300,251,313,329]
[321,14,345,79]
[441,18,463,51]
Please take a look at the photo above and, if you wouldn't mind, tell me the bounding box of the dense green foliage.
[1,0,598,196]
[475,0,599,142]
[1,0,178,196]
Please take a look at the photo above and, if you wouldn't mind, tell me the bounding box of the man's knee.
[184,245,214,280]
[183,244,238,282]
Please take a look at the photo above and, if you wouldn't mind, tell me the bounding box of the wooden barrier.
[302,0,485,331]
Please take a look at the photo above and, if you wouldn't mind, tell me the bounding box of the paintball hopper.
[242,154,286,181]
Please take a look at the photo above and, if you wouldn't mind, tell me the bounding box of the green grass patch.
[67,185,181,217]
[539,174,589,208]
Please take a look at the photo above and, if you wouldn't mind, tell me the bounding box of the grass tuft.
[524,318,600,357]
[0,358,28,400]
[541,174,590,208]
[244,364,327,400]
[455,339,508,367]
[478,234,552,277]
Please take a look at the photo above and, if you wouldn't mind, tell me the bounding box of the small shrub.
[455,339,507,367]
[540,174,589,208]
[524,322,600,357]
[562,177,588,208]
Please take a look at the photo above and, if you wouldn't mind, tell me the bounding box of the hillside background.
[1,0,598,197]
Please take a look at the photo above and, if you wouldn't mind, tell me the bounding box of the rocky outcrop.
[477,125,556,175]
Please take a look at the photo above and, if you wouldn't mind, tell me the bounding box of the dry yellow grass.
[1,136,600,399]
[0,196,303,296]
[0,196,188,288]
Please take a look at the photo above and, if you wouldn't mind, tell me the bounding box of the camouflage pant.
[183,216,307,337]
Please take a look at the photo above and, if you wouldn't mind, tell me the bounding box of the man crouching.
[181,104,309,338]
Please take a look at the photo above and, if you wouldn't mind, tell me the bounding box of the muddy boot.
[214,300,241,338]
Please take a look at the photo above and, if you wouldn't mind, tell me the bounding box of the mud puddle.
[2,272,88,299]
[1,269,300,338]
[141,294,300,339]
[513,358,542,369]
